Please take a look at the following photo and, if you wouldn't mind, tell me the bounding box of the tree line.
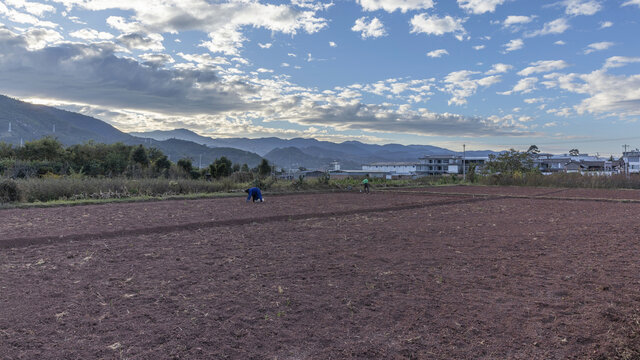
[0,137,273,179]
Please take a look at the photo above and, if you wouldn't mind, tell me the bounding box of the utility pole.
[623,144,630,176]
[52,124,55,133]
[199,154,202,169]
[463,144,466,181]
[8,122,11,133]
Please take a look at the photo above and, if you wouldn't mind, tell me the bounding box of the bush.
[0,179,21,203]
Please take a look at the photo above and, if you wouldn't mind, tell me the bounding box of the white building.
[362,162,417,175]
[622,150,640,174]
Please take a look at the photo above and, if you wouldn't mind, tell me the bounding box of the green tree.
[526,145,540,155]
[177,158,193,173]
[0,142,16,159]
[485,149,537,174]
[258,158,271,177]
[154,155,171,172]
[18,137,66,162]
[147,147,164,163]
[130,145,149,167]
[211,156,233,178]
[241,163,249,172]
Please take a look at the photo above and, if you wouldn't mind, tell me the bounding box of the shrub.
[0,178,21,203]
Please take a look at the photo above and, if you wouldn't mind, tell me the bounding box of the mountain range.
[0,95,262,167]
[0,94,496,170]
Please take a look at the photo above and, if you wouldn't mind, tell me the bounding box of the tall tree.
[258,158,271,177]
[526,145,540,155]
[130,145,149,167]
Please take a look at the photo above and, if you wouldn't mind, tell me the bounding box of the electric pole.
[463,144,466,181]
[623,144,629,176]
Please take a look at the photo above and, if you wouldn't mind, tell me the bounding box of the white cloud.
[4,0,56,17]
[443,70,502,105]
[426,49,448,58]
[69,28,114,40]
[117,32,164,52]
[281,62,290,67]
[329,41,336,47]
[178,52,230,66]
[473,44,485,50]
[518,60,569,76]
[623,0,640,7]
[603,56,640,69]
[527,18,570,37]
[139,53,175,67]
[524,97,545,104]
[503,15,535,27]
[547,107,572,117]
[503,38,523,52]
[554,40,566,45]
[600,21,613,29]
[287,53,296,57]
[541,61,640,117]
[410,14,466,41]
[0,5,57,27]
[258,42,272,49]
[54,0,329,56]
[256,68,273,73]
[500,77,538,95]
[357,0,434,13]
[21,27,63,50]
[199,26,245,56]
[352,17,387,39]
[457,0,506,14]
[486,63,513,75]
[584,41,614,54]
[564,0,602,16]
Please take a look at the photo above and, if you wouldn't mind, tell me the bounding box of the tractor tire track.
[0,196,495,249]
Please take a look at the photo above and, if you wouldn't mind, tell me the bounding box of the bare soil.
[2,186,640,359]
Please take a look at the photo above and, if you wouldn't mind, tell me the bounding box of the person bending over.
[245,187,264,203]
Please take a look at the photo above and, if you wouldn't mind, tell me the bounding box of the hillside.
[264,147,361,170]
[0,95,263,167]
[0,95,132,145]
[133,128,496,169]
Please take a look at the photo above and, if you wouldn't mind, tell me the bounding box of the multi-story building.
[622,150,640,174]
[361,162,417,175]
[416,155,460,175]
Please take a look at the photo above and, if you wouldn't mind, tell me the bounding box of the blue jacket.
[246,187,263,202]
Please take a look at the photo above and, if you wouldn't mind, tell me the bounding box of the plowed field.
[2,186,640,359]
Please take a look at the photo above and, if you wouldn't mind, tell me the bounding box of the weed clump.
[0,178,21,203]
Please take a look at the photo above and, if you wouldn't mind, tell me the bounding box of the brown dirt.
[2,186,640,359]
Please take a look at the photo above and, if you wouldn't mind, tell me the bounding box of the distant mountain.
[130,128,218,147]
[133,128,494,169]
[0,94,497,171]
[0,94,132,145]
[155,138,262,167]
[0,95,263,167]
[264,147,361,170]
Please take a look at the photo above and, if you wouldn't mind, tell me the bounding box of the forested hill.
[0,95,263,167]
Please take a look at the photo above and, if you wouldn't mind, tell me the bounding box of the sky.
[0,0,639,155]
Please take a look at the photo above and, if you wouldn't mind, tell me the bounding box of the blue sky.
[1,0,639,155]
